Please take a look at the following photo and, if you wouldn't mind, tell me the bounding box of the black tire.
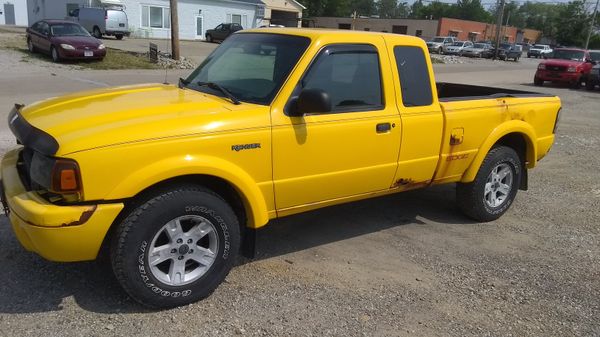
[51,46,60,63]
[206,34,213,43]
[586,79,596,91]
[110,186,240,309]
[115,34,124,40]
[438,47,443,55]
[456,146,522,222]
[533,76,543,86]
[93,26,102,39]
[570,76,582,89]
[27,38,36,53]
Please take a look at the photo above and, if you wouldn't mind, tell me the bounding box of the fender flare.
[461,120,537,183]
[106,154,270,229]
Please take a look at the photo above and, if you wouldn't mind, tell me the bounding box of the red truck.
[534,48,596,88]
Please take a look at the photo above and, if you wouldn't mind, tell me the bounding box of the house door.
[195,15,203,39]
[4,4,15,25]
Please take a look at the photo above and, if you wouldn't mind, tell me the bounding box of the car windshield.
[590,51,600,62]
[50,23,90,36]
[500,43,512,49]
[551,49,585,61]
[533,45,546,49]
[432,37,445,42]
[184,33,310,105]
[452,42,464,46]
[473,43,486,49]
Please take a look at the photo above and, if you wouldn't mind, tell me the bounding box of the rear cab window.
[393,46,433,107]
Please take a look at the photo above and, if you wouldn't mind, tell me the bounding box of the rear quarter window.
[394,46,433,107]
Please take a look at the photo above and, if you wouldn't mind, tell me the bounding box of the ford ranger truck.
[0,29,561,309]
[534,48,595,88]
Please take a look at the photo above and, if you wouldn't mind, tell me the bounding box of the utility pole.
[585,0,599,49]
[170,0,180,60]
[494,0,506,60]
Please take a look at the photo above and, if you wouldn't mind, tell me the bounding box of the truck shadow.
[0,184,472,314]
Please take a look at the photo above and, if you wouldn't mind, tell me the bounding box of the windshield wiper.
[197,81,241,105]
[179,77,189,89]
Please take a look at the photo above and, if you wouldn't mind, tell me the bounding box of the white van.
[68,7,129,40]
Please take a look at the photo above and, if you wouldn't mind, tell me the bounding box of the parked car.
[505,44,523,61]
[527,44,552,58]
[2,28,561,309]
[26,20,106,62]
[205,23,243,43]
[443,41,473,55]
[426,36,456,54]
[584,50,600,90]
[67,7,129,40]
[534,48,595,88]
[461,43,494,58]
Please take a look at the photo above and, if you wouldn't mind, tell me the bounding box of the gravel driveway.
[0,45,598,337]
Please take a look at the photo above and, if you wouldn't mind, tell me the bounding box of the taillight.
[51,159,82,195]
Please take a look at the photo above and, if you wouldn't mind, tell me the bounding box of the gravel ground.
[0,41,599,337]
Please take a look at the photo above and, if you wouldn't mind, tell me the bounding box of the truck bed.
[436,82,553,102]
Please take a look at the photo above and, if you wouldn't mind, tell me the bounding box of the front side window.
[299,44,383,112]
[185,33,310,105]
[394,46,433,107]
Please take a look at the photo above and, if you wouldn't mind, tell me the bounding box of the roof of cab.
[240,27,425,44]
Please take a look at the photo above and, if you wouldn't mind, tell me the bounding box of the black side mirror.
[289,88,331,117]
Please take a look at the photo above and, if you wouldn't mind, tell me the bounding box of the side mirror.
[289,88,331,117]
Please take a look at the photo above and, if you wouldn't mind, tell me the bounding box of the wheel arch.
[461,121,537,183]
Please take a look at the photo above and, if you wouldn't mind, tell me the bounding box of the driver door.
[271,43,401,212]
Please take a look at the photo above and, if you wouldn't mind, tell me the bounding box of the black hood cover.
[8,104,59,156]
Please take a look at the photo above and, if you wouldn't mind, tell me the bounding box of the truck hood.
[16,84,269,156]
[541,59,584,67]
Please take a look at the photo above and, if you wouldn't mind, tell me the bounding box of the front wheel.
[110,186,240,309]
[51,46,60,63]
[456,146,522,222]
[533,76,543,86]
[586,79,596,91]
[206,34,213,43]
[438,47,443,54]
[27,38,35,53]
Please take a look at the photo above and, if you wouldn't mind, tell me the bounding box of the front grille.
[547,65,566,72]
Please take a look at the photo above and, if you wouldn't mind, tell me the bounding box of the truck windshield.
[184,33,310,105]
[432,37,445,42]
[552,49,585,61]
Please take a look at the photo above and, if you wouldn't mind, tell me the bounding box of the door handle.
[376,123,392,133]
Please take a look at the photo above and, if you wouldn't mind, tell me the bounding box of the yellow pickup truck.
[1,29,560,308]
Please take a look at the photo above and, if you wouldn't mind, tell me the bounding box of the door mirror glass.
[290,88,331,116]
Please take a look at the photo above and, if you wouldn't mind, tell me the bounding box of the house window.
[392,25,407,34]
[338,23,351,30]
[364,28,370,31]
[227,14,247,28]
[415,30,423,37]
[142,5,171,29]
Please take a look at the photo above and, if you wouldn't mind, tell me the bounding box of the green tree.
[378,0,398,18]
[553,0,590,46]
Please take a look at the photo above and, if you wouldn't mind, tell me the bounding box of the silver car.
[426,36,456,54]
[461,43,493,58]
[443,41,474,55]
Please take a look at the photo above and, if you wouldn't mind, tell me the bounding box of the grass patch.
[0,32,159,70]
[80,48,159,70]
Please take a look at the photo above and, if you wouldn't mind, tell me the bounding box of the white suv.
[527,44,552,58]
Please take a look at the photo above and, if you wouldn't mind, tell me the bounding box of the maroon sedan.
[26,20,106,62]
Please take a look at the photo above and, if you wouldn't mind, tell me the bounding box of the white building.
[0,0,304,40]
[0,0,29,26]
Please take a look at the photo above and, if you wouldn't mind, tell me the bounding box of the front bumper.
[535,69,580,83]
[59,47,106,60]
[1,148,123,262]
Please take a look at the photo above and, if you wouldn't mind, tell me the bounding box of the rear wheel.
[110,186,240,309]
[456,146,522,222]
[206,34,213,43]
[27,38,35,53]
[93,26,102,38]
[51,46,60,63]
[115,34,124,40]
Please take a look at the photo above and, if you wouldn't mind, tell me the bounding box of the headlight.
[60,44,75,50]
[538,64,546,70]
[98,44,105,50]
[30,152,83,201]
[567,66,577,72]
